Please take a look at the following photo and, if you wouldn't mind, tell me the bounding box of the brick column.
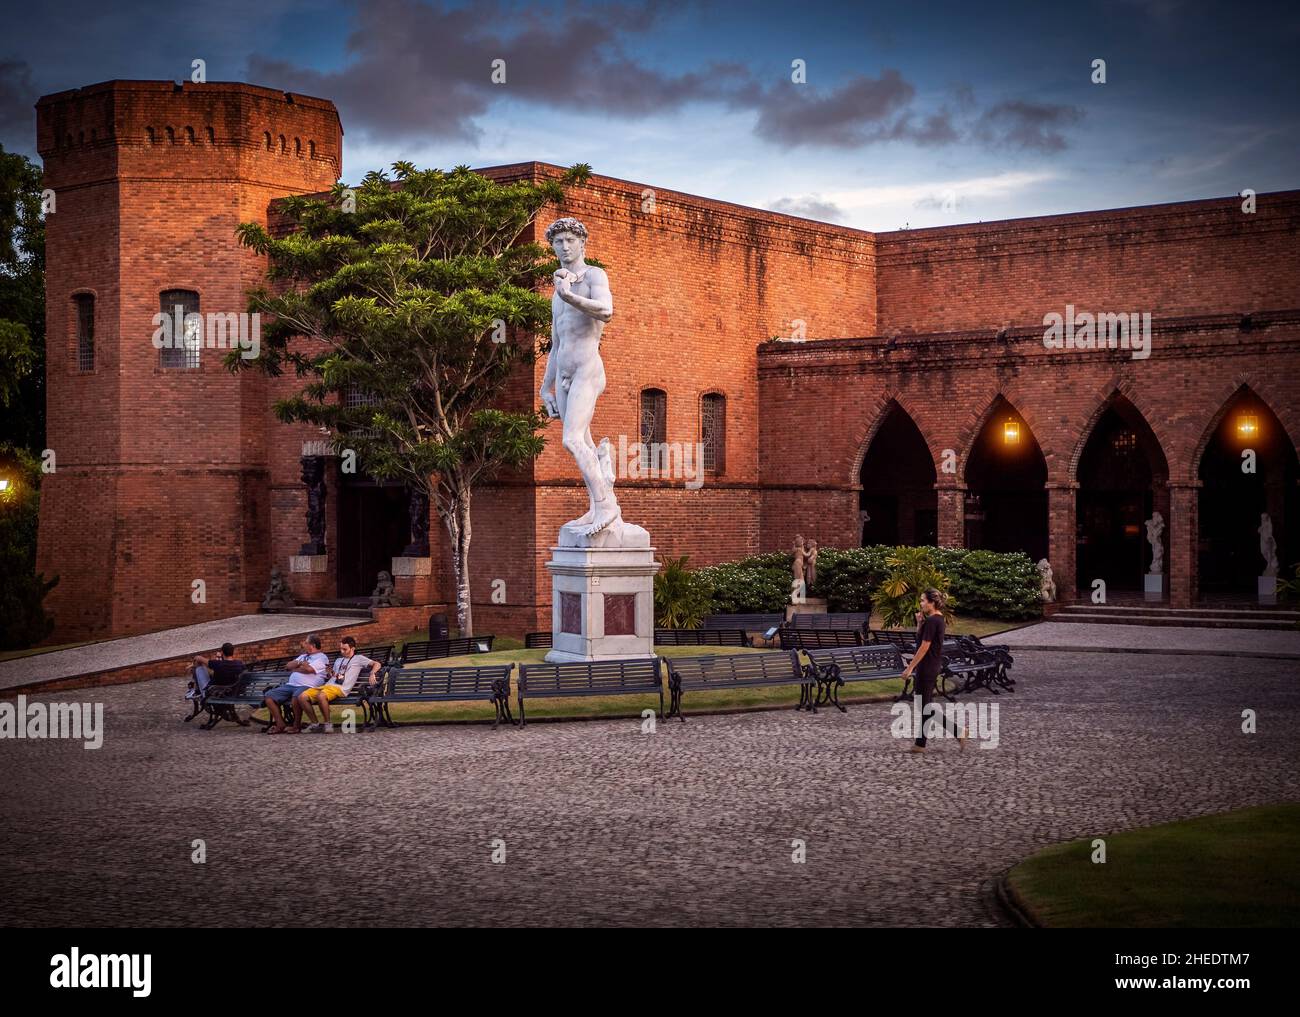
[1168,482,1200,608]
[936,482,966,548]
[1045,482,1078,603]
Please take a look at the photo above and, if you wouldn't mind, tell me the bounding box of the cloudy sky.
[4,0,1297,230]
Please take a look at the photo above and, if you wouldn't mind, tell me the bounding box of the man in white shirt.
[263,634,329,734]
[298,635,383,733]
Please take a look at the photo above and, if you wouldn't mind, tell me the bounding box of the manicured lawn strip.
[1006,804,1300,928]
[0,639,98,662]
[250,643,905,724]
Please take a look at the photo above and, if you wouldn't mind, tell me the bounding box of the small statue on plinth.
[1260,513,1278,577]
[805,539,819,590]
[262,567,295,610]
[1145,511,1165,575]
[1037,558,1056,602]
[371,570,400,609]
[791,534,807,604]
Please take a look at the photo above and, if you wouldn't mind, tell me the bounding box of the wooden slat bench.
[199,670,384,730]
[662,649,812,720]
[398,636,496,664]
[941,636,1015,695]
[778,626,864,650]
[523,631,553,649]
[516,658,662,726]
[790,611,871,631]
[804,645,908,712]
[702,613,784,632]
[243,655,295,674]
[371,664,515,728]
[654,628,749,647]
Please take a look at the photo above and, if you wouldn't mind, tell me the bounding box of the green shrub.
[693,544,1041,621]
[653,555,712,629]
[693,559,790,614]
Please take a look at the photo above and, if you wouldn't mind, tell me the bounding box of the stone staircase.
[263,598,373,620]
[1049,602,1299,630]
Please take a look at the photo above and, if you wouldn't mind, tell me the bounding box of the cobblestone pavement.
[2,649,1297,927]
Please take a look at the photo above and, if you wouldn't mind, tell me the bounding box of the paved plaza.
[2,644,1298,927]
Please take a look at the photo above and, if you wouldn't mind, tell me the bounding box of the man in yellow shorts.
[297,635,382,733]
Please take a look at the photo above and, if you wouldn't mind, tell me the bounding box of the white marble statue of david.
[539,217,623,538]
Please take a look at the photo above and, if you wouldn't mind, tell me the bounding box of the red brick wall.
[37,81,343,638]
[758,313,1300,605]
[876,193,1300,334]
[36,80,1300,641]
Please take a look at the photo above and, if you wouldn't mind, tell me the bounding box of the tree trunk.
[441,481,474,637]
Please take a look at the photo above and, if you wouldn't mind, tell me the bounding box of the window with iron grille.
[344,383,381,437]
[701,392,725,474]
[640,388,667,472]
[159,289,201,369]
[73,294,94,372]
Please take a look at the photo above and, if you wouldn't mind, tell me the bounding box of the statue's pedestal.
[1144,574,1163,602]
[1259,576,1278,606]
[545,521,658,663]
[786,598,828,621]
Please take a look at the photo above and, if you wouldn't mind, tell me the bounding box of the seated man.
[185,642,247,721]
[263,634,329,734]
[297,635,383,733]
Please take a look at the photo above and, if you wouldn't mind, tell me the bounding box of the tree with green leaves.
[233,161,592,635]
[0,144,46,451]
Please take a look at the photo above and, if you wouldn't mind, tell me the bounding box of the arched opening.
[964,398,1048,561]
[1075,396,1169,593]
[859,402,937,546]
[1197,388,1299,599]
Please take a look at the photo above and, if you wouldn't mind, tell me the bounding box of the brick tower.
[36,81,343,638]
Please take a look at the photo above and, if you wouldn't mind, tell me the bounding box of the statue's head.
[546,217,588,262]
[379,570,392,584]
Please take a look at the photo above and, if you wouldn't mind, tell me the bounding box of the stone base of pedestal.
[1144,574,1163,602]
[545,542,659,662]
[786,598,828,621]
[1259,575,1278,606]
[290,555,327,574]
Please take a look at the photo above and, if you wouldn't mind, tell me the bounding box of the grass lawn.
[0,639,98,662]
[269,642,906,724]
[1007,804,1300,927]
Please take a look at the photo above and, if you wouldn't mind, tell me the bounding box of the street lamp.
[1003,419,1020,445]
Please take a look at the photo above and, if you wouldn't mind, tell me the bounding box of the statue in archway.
[1037,559,1056,602]
[1145,511,1165,575]
[1259,513,1278,577]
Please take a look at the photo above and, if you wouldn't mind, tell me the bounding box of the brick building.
[34,80,1300,640]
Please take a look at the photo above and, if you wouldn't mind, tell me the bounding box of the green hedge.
[695,545,1042,620]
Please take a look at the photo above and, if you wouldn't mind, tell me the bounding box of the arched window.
[159,289,201,369]
[701,392,725,475]
[263,131,272,150]
[73,294,95,372]
[640,388,667,472]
